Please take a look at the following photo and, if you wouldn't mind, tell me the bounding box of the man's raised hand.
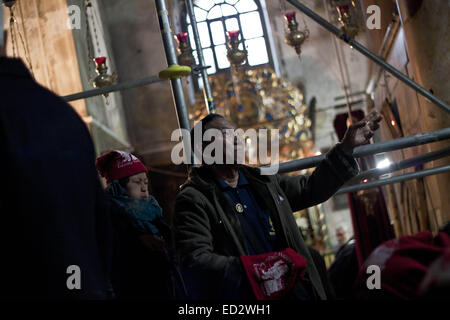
[340,110,383,155]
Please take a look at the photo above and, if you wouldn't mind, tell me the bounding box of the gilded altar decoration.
[188,67,313,164]
[176,32,194,67]
[284,12,309,56]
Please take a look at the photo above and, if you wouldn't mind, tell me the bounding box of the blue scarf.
[106,180,188,298]
[106,180,163,235]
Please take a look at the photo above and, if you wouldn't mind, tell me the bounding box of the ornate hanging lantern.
[84,0,116,96]
[93,56,116,96]
[176,32,194,67]
[224,31,256,126]
[226,30,247,68]
[336,4,358,38]
[284,11,309,56]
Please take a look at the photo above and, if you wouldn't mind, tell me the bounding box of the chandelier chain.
[85,0,94,81]
[17,1,34,78]
[9,8,17,57]
[8,3,34,78]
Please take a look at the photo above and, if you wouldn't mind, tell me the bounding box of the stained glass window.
[185,0,272,75]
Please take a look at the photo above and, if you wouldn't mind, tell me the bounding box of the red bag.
[240,248,307,300]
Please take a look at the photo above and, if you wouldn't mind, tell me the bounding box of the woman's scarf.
[106,180,163,235]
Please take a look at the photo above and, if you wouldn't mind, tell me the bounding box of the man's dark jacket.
[0,58,112,299]
[174,144,359,300]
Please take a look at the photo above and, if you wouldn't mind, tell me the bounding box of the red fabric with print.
[95,150,147,184]
[240,248,307,300]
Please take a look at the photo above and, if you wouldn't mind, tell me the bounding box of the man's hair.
[190,113,225,152]
[0,5,5,49]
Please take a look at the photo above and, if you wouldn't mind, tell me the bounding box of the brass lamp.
[176,32,194,67]
[284,11,309,56]
[336,4,358,39]
[93,57,116,97]
[226,30,247,68]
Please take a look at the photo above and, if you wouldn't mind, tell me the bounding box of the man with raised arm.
[174,111,381,300]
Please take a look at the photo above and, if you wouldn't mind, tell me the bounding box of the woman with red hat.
[96,150,186,299]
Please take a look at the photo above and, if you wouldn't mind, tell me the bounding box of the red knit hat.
[95,150,147,184]
[354,231,450,299]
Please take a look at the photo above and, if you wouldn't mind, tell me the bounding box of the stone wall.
[4,0,86,117]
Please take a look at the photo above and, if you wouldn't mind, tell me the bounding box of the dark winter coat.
[174,143,359,300]
[107,195,179,300]
[0,58,112,299]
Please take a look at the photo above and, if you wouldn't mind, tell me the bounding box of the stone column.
[4,0,87,117]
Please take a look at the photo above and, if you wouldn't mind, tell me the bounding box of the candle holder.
[337,4,358,39]
[226,30,247,68]
[284,11,309,56]
[176,32,194,67]
[93,57,117,97]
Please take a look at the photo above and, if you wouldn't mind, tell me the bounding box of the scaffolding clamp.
[158,64,191,80]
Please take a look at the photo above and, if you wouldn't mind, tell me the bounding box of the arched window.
[185,0,273,75]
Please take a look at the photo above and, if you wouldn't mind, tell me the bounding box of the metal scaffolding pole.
[62,75,162,102]
[277,127,450,173]
[185,0,215,113]
[155,0,191,133]
[346,145,450,184]
[88,117,132,148]
[286,0,450,114]
[336,165,450,195]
